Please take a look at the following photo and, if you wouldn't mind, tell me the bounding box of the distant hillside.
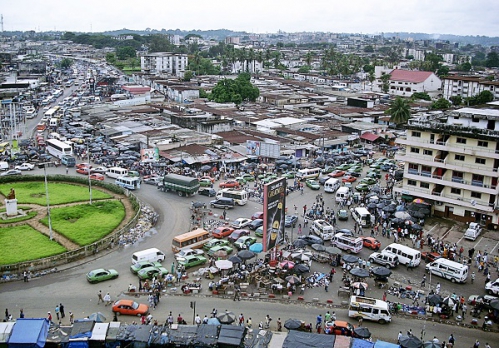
[382,32,499,46]
[100,28,248,41]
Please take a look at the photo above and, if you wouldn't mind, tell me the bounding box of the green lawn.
[0,225,67,265]
[41,200,125,245]
[0,182,111,205]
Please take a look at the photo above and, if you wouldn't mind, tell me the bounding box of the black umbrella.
[399,335,423,348]
[285,275,302,285]
[370,186,381,192]
[391,217,405,226]
[353,326,371,339]
[441,297,455,307]
[419,207,431,215]
[228,255,242,264]
[237,250,256,260]
[311,244,326,252]
[410,210,426,219]
[379,194,392,200]
[383,204,397,213]
[284,318,302,330]
[423,342,441,348]
[200,165,212,172]
[371,266,392,277]
[411,224,423,231]
[294,264,310,274]
[489,299,499,310]
[427,294,442,306]
[367,203,377,209]
[217,311,236,324]
[325,246,342,255]
[376,203,386,209]
[342,255,359,263]
[349,267,370,278]
[292,239,308,248]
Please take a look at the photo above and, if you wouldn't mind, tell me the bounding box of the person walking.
[471,271,475,284]
[421,275,426,287]
[277,318,282,331]
[462,304,467,319]
[59,303,65,319]
[19,309,24,319]
[324,278,329,292]
[448,334,455,347]
[103,292,111,306]
[47,311,52,323]
[55,304,60,321]
[435,283,441,295]
[69,312,74,325]
[233,286,241,301]
[97,290,104,304]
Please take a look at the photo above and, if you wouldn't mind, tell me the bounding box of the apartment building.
[394,107,499,229]
[442,75,499,101]
[140,52,188,77]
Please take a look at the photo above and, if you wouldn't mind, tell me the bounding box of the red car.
[342,176,357,183]
[89,173,105,181]
[251,212,264,220]
[76,163,92,169]
[76,167,90,175]
[329,170,345,178]
[219,180,240,189]
[212,226,235,239]
[112,299,149,316]
[422,251,442,263]
[361,237,381,251]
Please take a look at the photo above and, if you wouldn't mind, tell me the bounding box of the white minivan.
[324,178,340,193]
[131,248,166,264]
[425,258,469,283]
[335,187,351,202]
[311,219,335,240]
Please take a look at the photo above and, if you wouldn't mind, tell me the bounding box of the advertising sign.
[262,177,286,252]
[140,148,159,162]
[246,140,281,158]
[246,140,260,156]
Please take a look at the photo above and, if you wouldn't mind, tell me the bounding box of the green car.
[86,268,119,284]
[130,261,163,274]
[366,171,381,179]
[137,266,169,280]
[360,177,377,185]
[321,167,334,174]
[234,236,257,250]
[207,245,234,256]
[282,171,296,179]
[262,174,278,183]
[355,183,370,192]
[336,164,352,171]
[337,209,349,221]
[235,177,247,185]
[255,226,263,237]
[177,255,207,269]
[203,239,229,251]
[199,178,213,187]
[306,179,320,190]
[241,174,255,182]
[350,165,363,173]
[370,163,382,169]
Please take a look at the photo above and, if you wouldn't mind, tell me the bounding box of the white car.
[90,166,108,174]
[15,163,35,171]
[0,169,22,176]
[174,248,204,260]
[485,278,499,295]
[231,218,252,229]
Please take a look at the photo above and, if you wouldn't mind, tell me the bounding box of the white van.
[106,167,129,179]
[324,178,340,193]
[311,219,335,240]
[348,296,392,324]
[425,258,468,283]
[351,207,373,228]
[296,167,321,181]
[335,187,351,203]
[131,248,165,264]
[464,222,482,241]
[382,243,421,267]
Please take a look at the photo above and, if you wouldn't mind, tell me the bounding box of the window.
[475,158,486,165]
[423,149,433,156]
[420,182,430,189]
[412,131,421,138]
[408,180,417,186]
[451,188,461,194]
[471,192,482,199]
[456,137,467,144]
[410,147,420,154]
[455,154,465,161]
[478,141,488,147]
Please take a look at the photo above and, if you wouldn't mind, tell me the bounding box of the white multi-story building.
[374,69,442,97]
[394,107,499,228]
[140,52,188,77]
[442,76,499,101]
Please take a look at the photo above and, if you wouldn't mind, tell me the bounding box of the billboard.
[140,147,159,162]
[246,140,280,158]
[262,177,286,252]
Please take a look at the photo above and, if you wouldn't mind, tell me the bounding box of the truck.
[158,173,200,197]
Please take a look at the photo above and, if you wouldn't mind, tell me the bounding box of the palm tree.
[386,97,411,125]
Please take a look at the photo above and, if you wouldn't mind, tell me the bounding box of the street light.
[40,162,53,240]
[87,144,92,204]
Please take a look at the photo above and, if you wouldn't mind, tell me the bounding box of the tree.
[380,73,391,94]
[183,71,193,82]
[424,53,443,72]
[411,92,431,101]
[208,73,259,104]
[465,90,494,106]
[298,65,311,73]
[457,62,472,71]
[59,58,73,69]
[363,45,374,53]
[116,46,136,60]
[363,64,374,74]
[199,89,209,98]
[106,53,116,64]
[449,96,462,106]
[305,51,313,66]
[485,52,499,68]
[436,66,449,78]
[386,97,411,125]
[431,98,451,110]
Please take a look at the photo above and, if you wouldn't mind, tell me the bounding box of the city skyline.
[2,0,499,37]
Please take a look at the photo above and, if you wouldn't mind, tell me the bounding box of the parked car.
[231,218,252,229]
[86,268,119,283]
[251,212,264,220]
[306,179,320,190]
[248,219,264,230]
[342,176,357,183]
[130,261,163,274]
[325,320,355,336]
[336,228,354,238]
[360,237,381,251]
[15,163,35,171]
[369,252,399,268]
[112,300,149,316]
[255,226,264,237]
[285,215,299,227]
[212,226,235,239]
[174,248,205,260]
[203,239,229,251]
[234,236,257,250]
[422,251,442,263]
[329,170,345,178]
[207,245,234,256]
[177,255,207,269]
[219,180,240,189]
[228,229,250,243]
[298,235,324,246]
[137,266,169,280]
[0,169,22,176]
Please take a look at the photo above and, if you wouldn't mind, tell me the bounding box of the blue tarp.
[374,340,400,348]
[352,338,375,348]
[8,318,49,348]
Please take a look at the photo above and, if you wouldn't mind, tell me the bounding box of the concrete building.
[442,76,499,101]
[394,107,499,229]
[140,52,188,77]
[380,69,442,97]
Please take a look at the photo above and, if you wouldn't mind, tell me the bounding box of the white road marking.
[489,240,499,255]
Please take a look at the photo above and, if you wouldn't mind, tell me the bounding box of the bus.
[331,233,363,253]
[425,258,468,283]
[171,228,212,253]
[348,296,392,324]
[106,167,128,179]
[115,176,141,190]
[216,189,248,206]
[296,167,321,181]
[44,106,60,119]
[351,207,373,228]
[382,243,421,267]
[46,138,73,159]
[0,142,10,154]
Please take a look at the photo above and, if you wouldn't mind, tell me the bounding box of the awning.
[360,132,380,142]
[401,194,414,200]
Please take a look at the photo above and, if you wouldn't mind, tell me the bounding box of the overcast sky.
[3,0,498,37]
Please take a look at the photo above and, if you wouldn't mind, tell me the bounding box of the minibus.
[324,178,340,193]
[171,228,212,253]
[382,243,421,267]
[106,167,128,179]
[335,187,351,202]
[351,207,373,228]
[348,296,392,324]
[425,258,468,283]
[331,233,363,253]
[296,167,321,181]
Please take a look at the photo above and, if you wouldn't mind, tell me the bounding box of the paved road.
[0,158,497,345]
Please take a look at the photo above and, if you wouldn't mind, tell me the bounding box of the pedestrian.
[233,286,241,301]
[471,272,475,284]
[298,224,302,235]
[97,290,104,304]
[55,304,60,321]
[485,273,491,284]
[59,303,65,319]
[407,259,413,271]
[397,331,403,343]
[69,312,74,324]
[66,167,69,174]
[462,304,467,319]
[5,309,9,321]
[47,311,52,322]
[103,292,111,306]
[238,313,244,326]
[382,291,387,302]
[435,283,441,295]
[23,271,28,282]
[473,340,480,348]
[448,334,455,347]
[19,309,24,319]
[316,314,322,329]
[358,317,363,327]
[324,278,329,292]
[277,317,282,331]
[247,317,252,328]
[432,336,440,343]
[421,275,426,287]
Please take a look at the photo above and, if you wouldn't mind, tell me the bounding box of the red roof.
[388,69,434,83]
[360,132,380,142]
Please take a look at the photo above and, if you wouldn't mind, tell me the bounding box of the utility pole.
[190,301,196,325]
[41,162,54,240]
